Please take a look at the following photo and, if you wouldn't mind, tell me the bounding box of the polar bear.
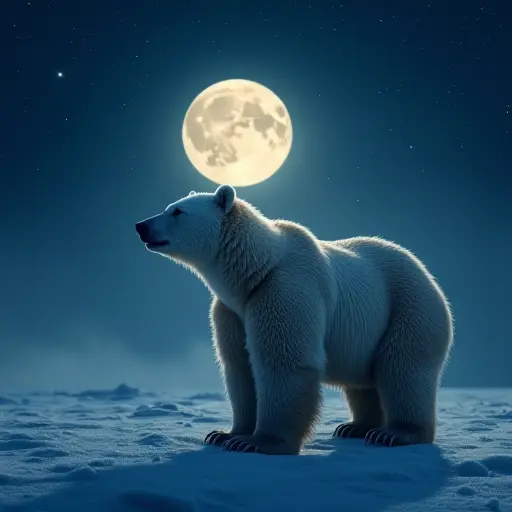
[135,185,453,456]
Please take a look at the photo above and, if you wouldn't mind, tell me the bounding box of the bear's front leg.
[223,285,323,455]
[205,298,257,447]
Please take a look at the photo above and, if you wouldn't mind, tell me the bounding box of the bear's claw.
[365,428,398,447]
[204,430,234,446]
[222,438,259,453]
[333,422,374,439]
[364,423,429,446]
[364,426,425,447]
[221,434,298,455]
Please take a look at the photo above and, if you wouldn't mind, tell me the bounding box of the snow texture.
[0,385,511,511]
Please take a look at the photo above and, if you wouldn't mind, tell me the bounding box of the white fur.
[136,185,454,455]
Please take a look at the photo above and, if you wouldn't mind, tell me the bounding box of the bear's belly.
[321,304,389,388]
[322,340,377,388]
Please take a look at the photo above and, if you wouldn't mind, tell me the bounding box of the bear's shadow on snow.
[5,438,452,512]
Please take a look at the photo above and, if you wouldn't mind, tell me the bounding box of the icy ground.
[0,385,511,512]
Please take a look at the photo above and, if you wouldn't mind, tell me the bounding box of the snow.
[0,386,511,512]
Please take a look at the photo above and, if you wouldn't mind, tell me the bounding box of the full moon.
[182,79,293,186]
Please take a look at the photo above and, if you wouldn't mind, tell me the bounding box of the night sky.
[1,1,510,392]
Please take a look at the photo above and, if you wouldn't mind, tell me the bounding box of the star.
[57,72,64,78]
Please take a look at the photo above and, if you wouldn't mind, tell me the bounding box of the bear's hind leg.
[205,299,257,447]
[368,370,438,447]
[333,387,384,439]
[366,321,447,447]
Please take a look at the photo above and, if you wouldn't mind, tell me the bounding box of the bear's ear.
[214,184,236,214]
[188,190,197,196]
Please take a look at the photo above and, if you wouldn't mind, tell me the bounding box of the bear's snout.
[136,219,169,248]
[135,221,150,241]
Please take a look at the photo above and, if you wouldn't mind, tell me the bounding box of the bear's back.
[332,236,447,312]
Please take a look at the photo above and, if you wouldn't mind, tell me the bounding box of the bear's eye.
[171,207,184,217]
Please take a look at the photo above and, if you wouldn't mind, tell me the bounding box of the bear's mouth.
[146,240,169,248]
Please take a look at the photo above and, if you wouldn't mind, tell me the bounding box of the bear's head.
[135,185,237,265]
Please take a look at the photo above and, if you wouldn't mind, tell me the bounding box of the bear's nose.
[135,221,149,239]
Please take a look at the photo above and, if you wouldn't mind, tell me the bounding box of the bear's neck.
[197,202,283,314]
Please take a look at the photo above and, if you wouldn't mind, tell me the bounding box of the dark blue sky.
[1,0,510,392]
